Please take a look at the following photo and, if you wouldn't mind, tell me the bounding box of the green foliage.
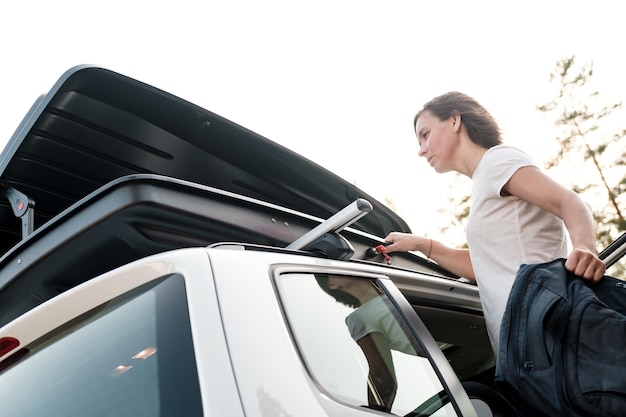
[537,55,626,249]
[438,173,471,248]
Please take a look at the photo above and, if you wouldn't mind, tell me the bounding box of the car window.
[0,274,202,417]
[276,272,459,416]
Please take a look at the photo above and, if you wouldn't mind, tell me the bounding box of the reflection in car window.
[276,272,458,416]
[0,274,202,416]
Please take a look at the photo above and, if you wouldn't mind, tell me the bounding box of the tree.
[438,173,471,248]
[537,55,626,248]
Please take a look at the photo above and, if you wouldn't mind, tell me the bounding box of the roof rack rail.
[287,198,373,260]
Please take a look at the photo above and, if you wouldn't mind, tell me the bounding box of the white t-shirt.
[346,296,416,356]
[467,145,568,355]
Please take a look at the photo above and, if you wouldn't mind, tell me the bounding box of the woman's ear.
[451,110,461,132]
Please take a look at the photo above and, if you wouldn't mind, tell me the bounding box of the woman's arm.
[503,166,605,281]
[357,332,398,412]
[384,232,476,281]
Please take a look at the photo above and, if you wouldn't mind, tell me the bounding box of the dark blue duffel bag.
[496,258,626,417]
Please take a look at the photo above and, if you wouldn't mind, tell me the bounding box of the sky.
[2,0,624,245]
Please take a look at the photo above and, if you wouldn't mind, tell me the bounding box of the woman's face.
[327,275,371,295]
[415,111,458,173]
[327,274,356,291]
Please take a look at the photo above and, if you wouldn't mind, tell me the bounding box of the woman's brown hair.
[414,91,502,148]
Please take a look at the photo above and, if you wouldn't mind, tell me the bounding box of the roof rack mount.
[1,185,35,241]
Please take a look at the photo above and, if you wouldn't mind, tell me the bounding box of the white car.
[0,65,622,417]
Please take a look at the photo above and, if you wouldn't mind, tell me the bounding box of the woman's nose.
[418,142,427,157]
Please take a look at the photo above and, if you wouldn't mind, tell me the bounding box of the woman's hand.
[384,232,476,281]
[565,248,606,282]
[383,232,423,253]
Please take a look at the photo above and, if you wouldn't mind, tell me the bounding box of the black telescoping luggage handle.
[599,232,626,268]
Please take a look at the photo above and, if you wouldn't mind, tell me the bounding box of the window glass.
[276,272,458,416]
[0,274,202,417]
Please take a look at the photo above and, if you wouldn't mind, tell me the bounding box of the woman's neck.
[354,283,381,304]
[455,139,489,178]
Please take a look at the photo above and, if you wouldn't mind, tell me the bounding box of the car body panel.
[0,246,480,416]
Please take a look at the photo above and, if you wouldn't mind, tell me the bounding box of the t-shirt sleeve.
[481,146,536,198]
[346,310,378,342]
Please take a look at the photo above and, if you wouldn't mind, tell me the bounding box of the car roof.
[0,65,410,257]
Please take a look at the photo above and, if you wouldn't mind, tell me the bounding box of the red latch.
[373,244,392,264]
[0,337,19,357]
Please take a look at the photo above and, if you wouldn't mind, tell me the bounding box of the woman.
[384,92,605,355]
[316,274,417,412]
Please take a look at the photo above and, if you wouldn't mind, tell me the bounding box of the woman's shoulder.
[474,145,537,181]
[484,144,535,164]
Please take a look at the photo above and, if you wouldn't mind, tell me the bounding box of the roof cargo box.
[0,65,410,256]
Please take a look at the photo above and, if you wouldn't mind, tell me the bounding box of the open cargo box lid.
[0,65,410,256]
